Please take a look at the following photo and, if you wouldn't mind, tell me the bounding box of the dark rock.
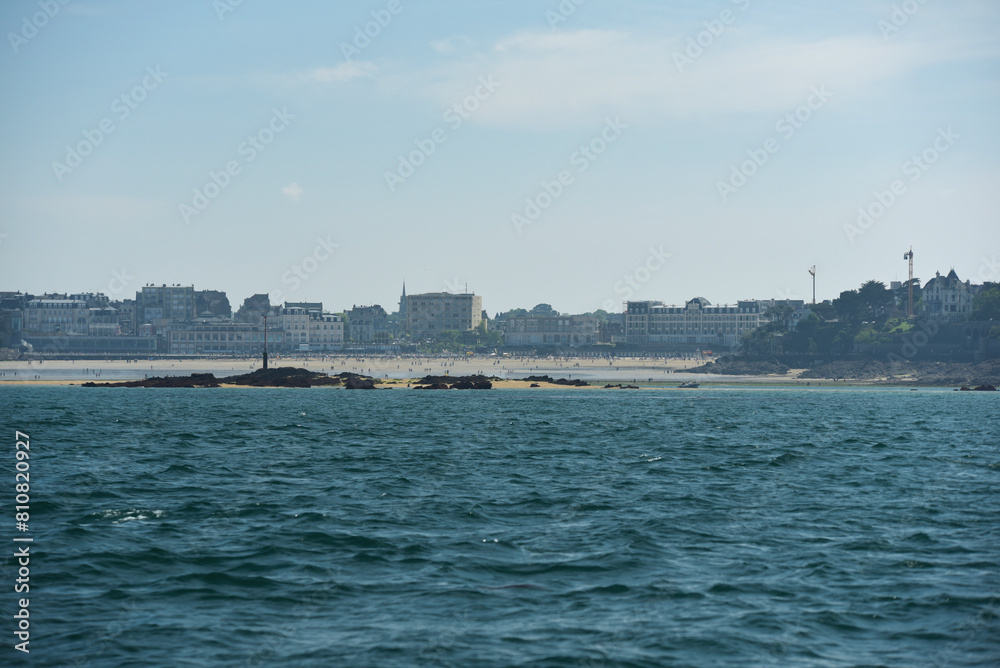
[84,367,360,389]
[344,375,377,390]
[416,374,494,390]
[222,367,344,387]
[450,379,492,390]
[687,356,789,376]
[521,375,589,387]
[83,373,220,388]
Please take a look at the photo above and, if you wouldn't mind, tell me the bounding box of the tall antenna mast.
[903,247,914,317]
[808,266,816,305]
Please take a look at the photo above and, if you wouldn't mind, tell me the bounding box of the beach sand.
[0,356,870,387]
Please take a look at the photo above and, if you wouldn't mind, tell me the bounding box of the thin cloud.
[305,62,378,84]
[430,36,477,56]
[391,27,991,128]
[282,183,304,203]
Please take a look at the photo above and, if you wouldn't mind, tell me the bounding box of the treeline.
[743,280,1000,357]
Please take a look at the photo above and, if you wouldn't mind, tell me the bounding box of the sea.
[1,386,998,667]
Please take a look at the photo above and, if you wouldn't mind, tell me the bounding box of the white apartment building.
[280,306,344,352]
[505,315,598,347]
[625,298,762,347]
[23,299,91,334]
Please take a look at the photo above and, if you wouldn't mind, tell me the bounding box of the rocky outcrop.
[686,357,789,376]
[82,373,220,388]
[414,375,493,390]
[520,375,590,387]
[222,367,343,387]
[802,359,1000,386]
[344,374,377,390]
[83,367,368,389]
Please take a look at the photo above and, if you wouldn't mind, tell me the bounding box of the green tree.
[971,285,1000,321]
[833,289,863,322]
[858,280,894,320]
[529,303,559,317]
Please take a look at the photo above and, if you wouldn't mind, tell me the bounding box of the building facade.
[348,305,389,344]
[23,299,91,334]
[164,321,278,356]
[405,292,483,338]
[922,270,982,322]
[625,298,761,347]
[136,285,196,328]
[504,315,598,347]
[279,305,344,352]
[112,299,137,336]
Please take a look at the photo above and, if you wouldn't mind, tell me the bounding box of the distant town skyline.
[1,1,998,313]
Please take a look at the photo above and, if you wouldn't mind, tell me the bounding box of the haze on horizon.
[1,0,998,316]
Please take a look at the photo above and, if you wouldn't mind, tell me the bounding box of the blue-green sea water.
[2,387,998,667]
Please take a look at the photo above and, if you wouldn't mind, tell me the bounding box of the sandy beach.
[0,355,868,387]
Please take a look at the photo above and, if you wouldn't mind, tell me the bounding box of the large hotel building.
[625,298,762,347]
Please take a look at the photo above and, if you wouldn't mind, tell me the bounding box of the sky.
[0,0,998,316]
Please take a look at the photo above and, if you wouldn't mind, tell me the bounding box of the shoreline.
[0,357,992,389]
[0,378,952,390]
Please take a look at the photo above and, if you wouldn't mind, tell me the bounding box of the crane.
[903,247,914,317]
[808,266,816,305]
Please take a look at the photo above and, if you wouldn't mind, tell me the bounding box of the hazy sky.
[1,0,998,315]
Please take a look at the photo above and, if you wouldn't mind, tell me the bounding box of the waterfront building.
[922,270,982,322]
[136,284,196,328]
[405,292,483,338]
[625,298,761,347]
[164,320,276,356]
[23,298,91,334]
[348,305,389,344]
[504,315,598,347]
[111,299,137,336]
[235,294,272,325]
[87,307,119,337]
[279,304,344,352]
